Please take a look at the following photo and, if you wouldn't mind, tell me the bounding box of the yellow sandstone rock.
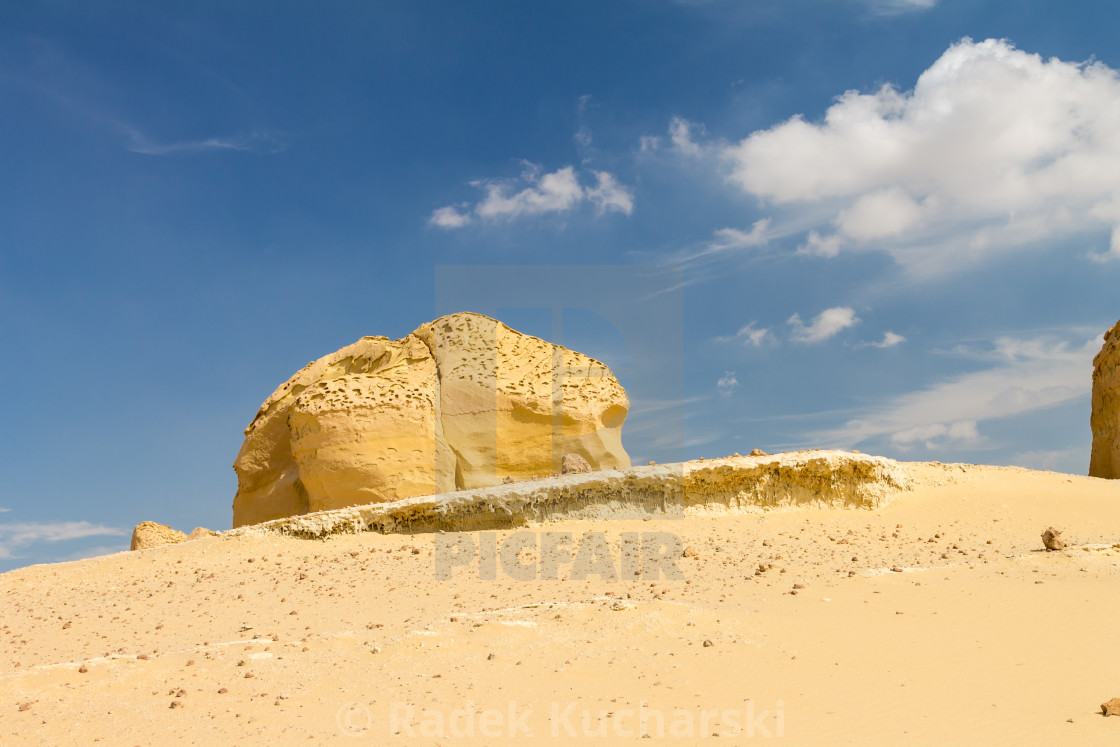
[1090,319,1120,479]
[232,313,631,527]
[129,521,187,551]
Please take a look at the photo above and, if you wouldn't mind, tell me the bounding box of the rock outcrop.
[233,313,631,527]
[130,523,219,550]
[1090,320,1120,479]
[230,451,913,539]
[130,522,187,551]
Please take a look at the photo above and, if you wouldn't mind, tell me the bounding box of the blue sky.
[2,0,1119,569]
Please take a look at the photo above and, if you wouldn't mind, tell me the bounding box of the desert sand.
[3,457,1120,745]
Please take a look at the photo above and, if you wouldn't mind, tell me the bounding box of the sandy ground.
[3,460,1120,745]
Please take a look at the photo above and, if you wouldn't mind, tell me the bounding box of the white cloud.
[429,205,473,229]
[816,331,1100,448]
[877,331,906,348]
[430,164,634,228]
[891,420,979,449]
[715,321,771,347]
[0,507,9,513]
[476,164,584,219]
[788,306,860,343]
[639,135,662,153]
[710,218,771,251]
[855,330,907,349]
[669,117,704,156]
[0,521,128,560]
[836,187,923,241]
[798,230,843,257]
[717,371,740,396]
[586,171,635,215]
[722,38,1120,272]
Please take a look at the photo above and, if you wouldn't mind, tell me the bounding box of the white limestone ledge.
[229,450,912,539]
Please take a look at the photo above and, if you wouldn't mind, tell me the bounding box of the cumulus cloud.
[715,321,771,347]
[722,38,1120,271]
[0,521,127,560]
[430,164,634,228]
[788,306,860,343]
[717,371,740,396]
[815,331,1100,448]
[429,205,473,229]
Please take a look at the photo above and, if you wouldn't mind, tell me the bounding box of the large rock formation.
[233,313,631,527]
[1090,319,1120,479]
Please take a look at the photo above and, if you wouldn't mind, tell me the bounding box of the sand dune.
[3,457,1120,744]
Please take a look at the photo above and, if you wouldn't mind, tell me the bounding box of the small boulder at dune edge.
[187,527,219,540]
[1102,698,1120,717]
[502,476,514,484]
[1041,527,1066,551]
[561,453,592,475]
[130,522,187,551]
[749,449,768,457]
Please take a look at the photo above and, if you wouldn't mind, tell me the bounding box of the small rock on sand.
[1042,527,1066,551]
[1102,698,1120,717]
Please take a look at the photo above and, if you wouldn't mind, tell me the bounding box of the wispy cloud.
[0,521,128,560]
[814,331,1101,448]
[714,321,772,347]
[14,43,285,160]
[788,306,860,343]
[430,163,634,229]
[861,0,937,17]
[125,129,285,156]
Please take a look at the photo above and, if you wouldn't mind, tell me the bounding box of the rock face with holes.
[1090,319,1120,479]
[232,312,631,527]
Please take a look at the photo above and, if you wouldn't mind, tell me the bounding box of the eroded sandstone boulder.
[1090,320,1120,479]
[130,522,187,551]
[233,312,631,527]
